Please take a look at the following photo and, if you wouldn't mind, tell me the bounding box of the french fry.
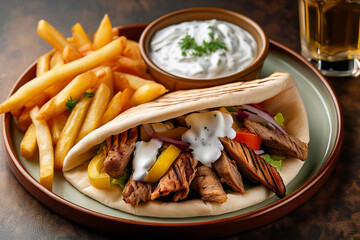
[78,43,93,56]
[72,23,92,49]
[120,72,167,92]
[95,66,114,98]
[54,96,92,169]
[20,123,38,159]
[75,83,111,142]
[37,20,68,51]
[112,56,147,78]
[11,107,23,118]
[93,14,113,50]
[17,107,32,132]
[129,83,168,107]
[48,112,68,145]
[24,92,49,108]
[112,27,119,38]
[0,36,127,114]
[100,90,122,126]
[36,67,108,121]
[113,72,133,91]
[29,106,54,190]
[120,87,134,111]
[43,77,72,98]
[62,44,82,63]
[36,50,55,77]
[50,50,64,69]
[122,40,143,62]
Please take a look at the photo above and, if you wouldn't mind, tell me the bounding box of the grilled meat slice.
[122,175,155,206]
[104,127,138,179]
[151,152,198,201]
[220,137,286,198]
[244,119,308,161]
[191,164,227,203]
[213,151,245,193]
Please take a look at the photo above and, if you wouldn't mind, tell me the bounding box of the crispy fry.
[17,107,32,132]
[54,96,92,169]
[24,92,49,108]
[0,36,127,114]
[50,50,64,69]
[120,87,134,111]
[29,106,54,190]
[75,83,111,142]
[62,44,82,63]
[78,43,93,56]
[113,71,133,91]
[72,23,92,49]
[112,27,119,38]
[37,67,107,120]
[20,123,38,159]
[36,50,55,77]
[37,20,68,51]
[43,77,72,98]
[120,72,167,92]
[11,107,23,118]
[122,40,143,61]
[49,112,68,145]
[100,90,122,126]
[93,14,113,50]
[112,56,147,78]
[95,66,114,98]
[129,83,168,107]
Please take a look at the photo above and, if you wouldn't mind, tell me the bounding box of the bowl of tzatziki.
[139,8,269,91]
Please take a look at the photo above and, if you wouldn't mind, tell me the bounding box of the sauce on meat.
[132,139,163,181]
[182,111,236,167]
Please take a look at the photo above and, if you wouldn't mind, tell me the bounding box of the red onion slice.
[143,124,190,146]
[239,104,287,135]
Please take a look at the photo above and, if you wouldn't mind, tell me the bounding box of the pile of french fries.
[1,14,168,191]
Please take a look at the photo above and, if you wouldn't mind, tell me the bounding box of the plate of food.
[2,9,343,239]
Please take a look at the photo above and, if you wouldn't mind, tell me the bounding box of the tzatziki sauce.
[150,19,257,79]
[132,139,163,181]
[182,111,236,167]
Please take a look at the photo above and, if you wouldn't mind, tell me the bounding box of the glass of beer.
[298,0,360,77]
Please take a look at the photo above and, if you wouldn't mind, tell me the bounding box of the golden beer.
[298,0,360,76]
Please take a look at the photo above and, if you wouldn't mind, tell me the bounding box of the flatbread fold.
[63,72,309,218]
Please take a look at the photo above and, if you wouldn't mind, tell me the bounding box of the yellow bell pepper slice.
[88,151,110,189]
[219,107,241,131]
[144,144,181,183]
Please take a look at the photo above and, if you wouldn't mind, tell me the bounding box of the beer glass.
[298,0,360,77]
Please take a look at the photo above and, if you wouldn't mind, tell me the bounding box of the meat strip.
[220,137,286,198]
[104,127,138,179]
[191,164,227,203]
[151,152,198,201]
[213,151,245,193]
[122,175,155,206]
[244,119,308,161]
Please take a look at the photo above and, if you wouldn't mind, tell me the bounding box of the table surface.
[0,0,359,239]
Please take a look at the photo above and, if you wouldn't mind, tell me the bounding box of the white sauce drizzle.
[150,19,257,79]
[132,139,163,181]
[182,111,236,167]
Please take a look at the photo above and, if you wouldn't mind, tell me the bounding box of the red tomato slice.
[233,131,261,150]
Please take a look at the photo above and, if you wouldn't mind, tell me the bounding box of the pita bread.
[63,72,309,218]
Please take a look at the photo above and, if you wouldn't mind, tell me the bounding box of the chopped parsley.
[83,92,94,98]
[65,96,79,112]
[178,33,227,57]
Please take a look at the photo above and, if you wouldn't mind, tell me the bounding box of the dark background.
[0,0,359,239]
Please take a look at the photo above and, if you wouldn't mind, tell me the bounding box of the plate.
[2,24,343,238]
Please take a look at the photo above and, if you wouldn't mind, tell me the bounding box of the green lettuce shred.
[110,163,132,190]
[261,154,285,172]
[274,112,285,127]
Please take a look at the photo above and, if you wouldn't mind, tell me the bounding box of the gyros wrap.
[63,72,309,218]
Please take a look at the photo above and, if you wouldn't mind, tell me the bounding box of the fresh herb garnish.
[65,96,79,112]
[83,92,94,98]
[178,33,227,57]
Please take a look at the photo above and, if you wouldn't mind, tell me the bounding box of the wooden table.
[0,0,358,239]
